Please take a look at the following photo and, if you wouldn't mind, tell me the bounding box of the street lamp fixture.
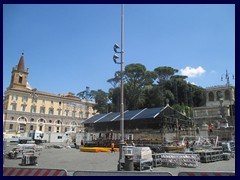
[114,43,120,53]
[220,69,234,127]
[221,69,234,86]
[113,54,120,64]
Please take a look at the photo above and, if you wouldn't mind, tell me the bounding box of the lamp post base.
[117,140,125,171]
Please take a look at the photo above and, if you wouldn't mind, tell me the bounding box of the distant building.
[193,85,235,127]
[3,53,96,134]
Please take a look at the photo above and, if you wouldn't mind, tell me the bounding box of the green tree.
[77,88,109,113]
[154,66,178,83]
[106,64,206,112]
[107,71,121,88]
[124,63,147,110]
[76,87,94,100]
[192,85,206,107]
[91,89,109,113]
[144,85,164,108]
[108,87,121,112]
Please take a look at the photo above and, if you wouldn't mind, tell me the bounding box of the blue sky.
[3,4,235,96]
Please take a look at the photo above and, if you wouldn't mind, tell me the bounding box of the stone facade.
[193,85,235,127]
[3,53,96,134]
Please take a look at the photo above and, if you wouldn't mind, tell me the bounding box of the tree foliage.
[79,64,206,115]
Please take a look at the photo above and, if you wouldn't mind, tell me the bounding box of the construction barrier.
[3,167,235,176]
[3,167,68,176]
[73,170,173,176]
[80,147,119,152]
[178,171,235,176]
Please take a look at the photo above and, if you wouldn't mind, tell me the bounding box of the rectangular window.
[22,96,28,102]
[57,136,62,139]
[65,127,68,132]
[48,127,51,132]
[30,125,34,131]
[40,107,45,114]
[42,99,45,104]
[58,109,62,116]
[9,124,13,129]
[31,106,36,113]
[32,97,37,103]
[79,112,83,119]
[72,111,76,118]
[49,109,54,115]
[72,104,76,111]
[21,105,26,112]
[12,94,18,101]
[51,100,54,104]
[19,76,23,83]
[19,125,25,132]
[65,110,69,117]
[39,126,43,131]
[12,104,17,111]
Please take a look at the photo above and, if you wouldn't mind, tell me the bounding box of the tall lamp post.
[221,69,234,127]
[29,88,38,134]
[113,4,124,171]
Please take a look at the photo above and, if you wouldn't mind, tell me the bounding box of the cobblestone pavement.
[4,144,235,176]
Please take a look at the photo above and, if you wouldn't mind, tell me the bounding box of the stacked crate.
[196,150,223,163]
[152,153,162,167]
[153,153,200,168]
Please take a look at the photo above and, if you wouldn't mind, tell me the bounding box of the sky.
[3,4,235,96]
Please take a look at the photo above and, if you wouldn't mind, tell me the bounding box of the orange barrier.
[80,147,119,152]
[3,167,68,176]
[178,171,235,176]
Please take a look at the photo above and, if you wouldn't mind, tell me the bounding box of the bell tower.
[9,53,29,89]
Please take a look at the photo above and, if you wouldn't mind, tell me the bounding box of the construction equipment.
[120,146,153,171]
[20,143,40,166]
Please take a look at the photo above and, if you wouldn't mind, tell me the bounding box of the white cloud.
[190,82,197,85]
[186,80,197,86]
[180,66,206,78]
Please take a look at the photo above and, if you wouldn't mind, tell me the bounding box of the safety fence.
[3,167,235,176]
[3,167,68,176]
[73,171,172,176]
[178,171,235,176]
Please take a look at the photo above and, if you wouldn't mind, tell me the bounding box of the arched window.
[38,118,46,123]
[225,90,231,100]
[55,120,62,124]
[216,91,223,101]
[208,92,214,101]
[18,116,27,123]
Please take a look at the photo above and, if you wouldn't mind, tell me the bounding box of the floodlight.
[113,54,119,63]
[114,43,120,53]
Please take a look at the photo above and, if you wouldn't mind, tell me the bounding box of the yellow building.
[3,53,96,134]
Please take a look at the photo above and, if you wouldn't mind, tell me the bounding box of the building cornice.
[5,88,95,105]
